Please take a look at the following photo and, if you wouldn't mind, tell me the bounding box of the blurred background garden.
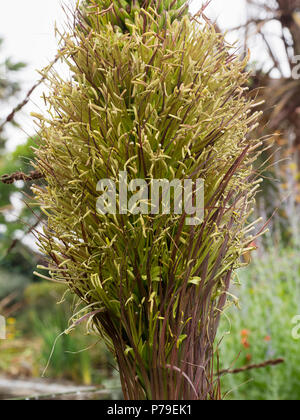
[1,0,300,400]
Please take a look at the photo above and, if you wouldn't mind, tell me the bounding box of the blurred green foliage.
[0,39,38,299]
[0,37,26,149]
[0,39,26,100]
[0,137,39,292]
[0,281,117,388]
[219,249,300,400]
[0,137,37,236]
[23,282,115,385]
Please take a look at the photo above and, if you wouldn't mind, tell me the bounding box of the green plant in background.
[219,248,300,400]
[0,39,26,101]
[33,311,94,385]
[0,137,40,295]
[0,37,26,149]
[0,39,36,292]
[24,282,114,385]
[0,138,37,238]
[32,0,264,400]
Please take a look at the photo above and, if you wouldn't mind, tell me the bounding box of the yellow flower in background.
[5,318,17,340]
[288,162,297,173]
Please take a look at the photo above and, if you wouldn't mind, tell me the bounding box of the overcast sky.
[0,0,252,149]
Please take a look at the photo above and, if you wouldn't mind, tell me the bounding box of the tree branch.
[218,358,284,377]
[1,170,43,184]
[0,50,62,132]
